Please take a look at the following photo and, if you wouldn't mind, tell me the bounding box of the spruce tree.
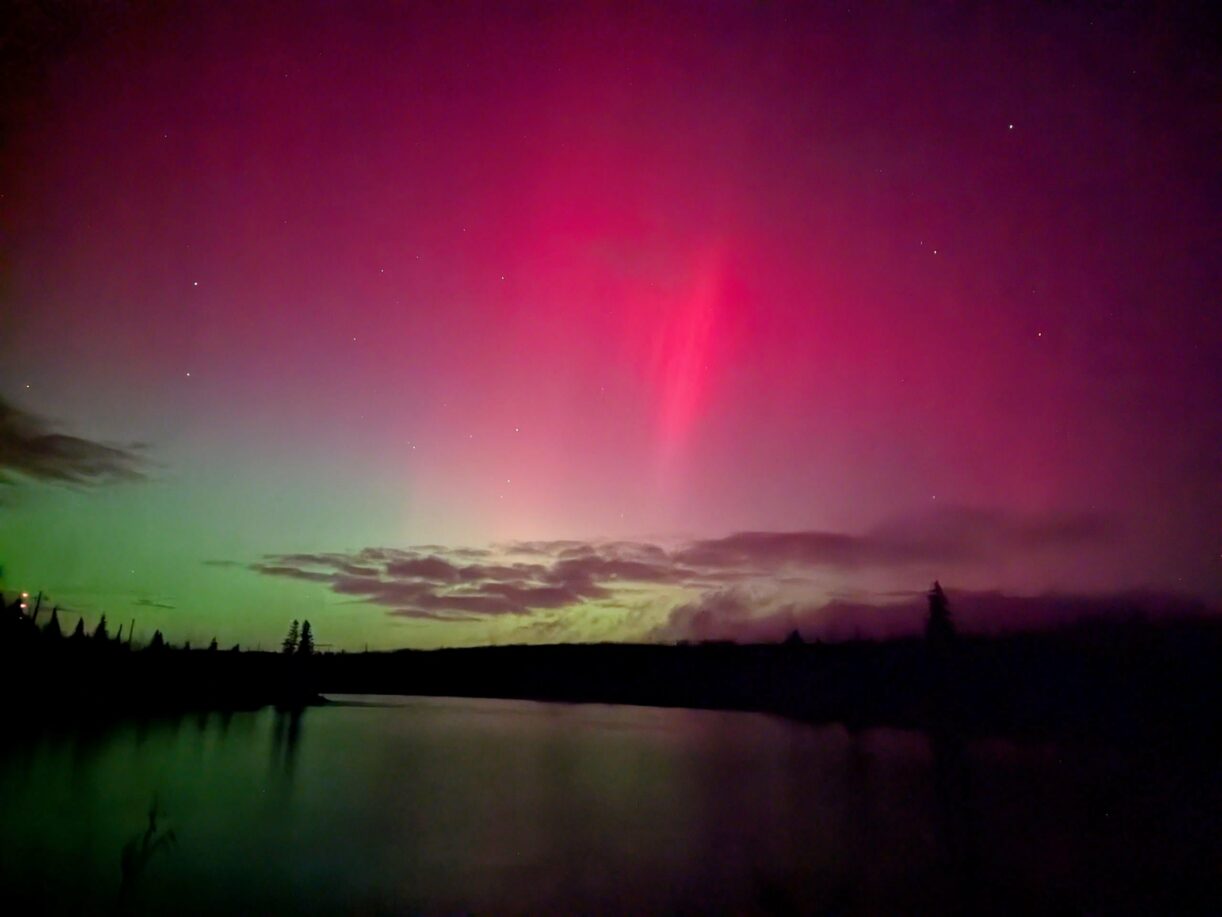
[297,620,315,656]
[282,619,300,655]
[925,581,956,651]
[44,607,63,640]
[92,615,109,641]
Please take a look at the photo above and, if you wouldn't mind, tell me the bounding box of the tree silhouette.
[44,607,62,640]
[70,617,86,641]
[282,619,300,655]
[182,640,191,652]
[297,620,315,656]
[208,637,218,651]
[925,581,955,649]
[92,614,109,642]
[148,629,165,651]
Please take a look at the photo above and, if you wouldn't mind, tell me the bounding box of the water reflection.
[0,697,1216,914]
[928,726,980,916]
[269,707,304,781]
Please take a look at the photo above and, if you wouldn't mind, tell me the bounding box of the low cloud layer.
[0,396,146,488]
[238,506,1177,642]
[650,586,1212,644]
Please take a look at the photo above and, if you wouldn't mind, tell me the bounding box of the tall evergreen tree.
[70,618,86,640]
[92,614,109,642]
[282,619,300,655]
[44,607,63,640]
[209,637,218,651]
[148,629,165,651]
[925,581,956,650]
[297,620,315,656]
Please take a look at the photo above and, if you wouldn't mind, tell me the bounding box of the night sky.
[1,1,1218,649]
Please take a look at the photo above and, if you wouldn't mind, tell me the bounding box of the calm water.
[0,695,1216,915]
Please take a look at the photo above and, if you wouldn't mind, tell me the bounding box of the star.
[192,281,199,287]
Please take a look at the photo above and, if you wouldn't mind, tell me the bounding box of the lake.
[0,695,1216,914]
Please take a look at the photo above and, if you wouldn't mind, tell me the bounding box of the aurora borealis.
[1,2,1218,650]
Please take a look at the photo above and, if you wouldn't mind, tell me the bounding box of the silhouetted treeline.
[0,593,323,719]
[3,588,1221,746]
[311,616,1222,745]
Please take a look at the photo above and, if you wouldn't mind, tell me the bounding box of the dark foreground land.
[4,614,1221,748]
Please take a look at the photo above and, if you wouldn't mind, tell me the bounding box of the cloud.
[250,563,333,583]
[674,507,1114,573]
[133,597,176,610]
[649,586,1215,644]
[0,396,147,489]
[246,505,1129,640]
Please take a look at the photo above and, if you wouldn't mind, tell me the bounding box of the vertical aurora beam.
[649,248,726,477]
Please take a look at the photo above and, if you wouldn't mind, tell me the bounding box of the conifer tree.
[925,581,956,651]
[92,615,109,641]
[282,619,300,655]
[44,607,63,640]
[149,630,165,651]
[297,620,315,656]
[70,618,86,640]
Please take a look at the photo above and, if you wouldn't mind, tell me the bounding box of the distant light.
[193,281,199,287]
[1008,123,1014,130]
[21,592,28,598]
